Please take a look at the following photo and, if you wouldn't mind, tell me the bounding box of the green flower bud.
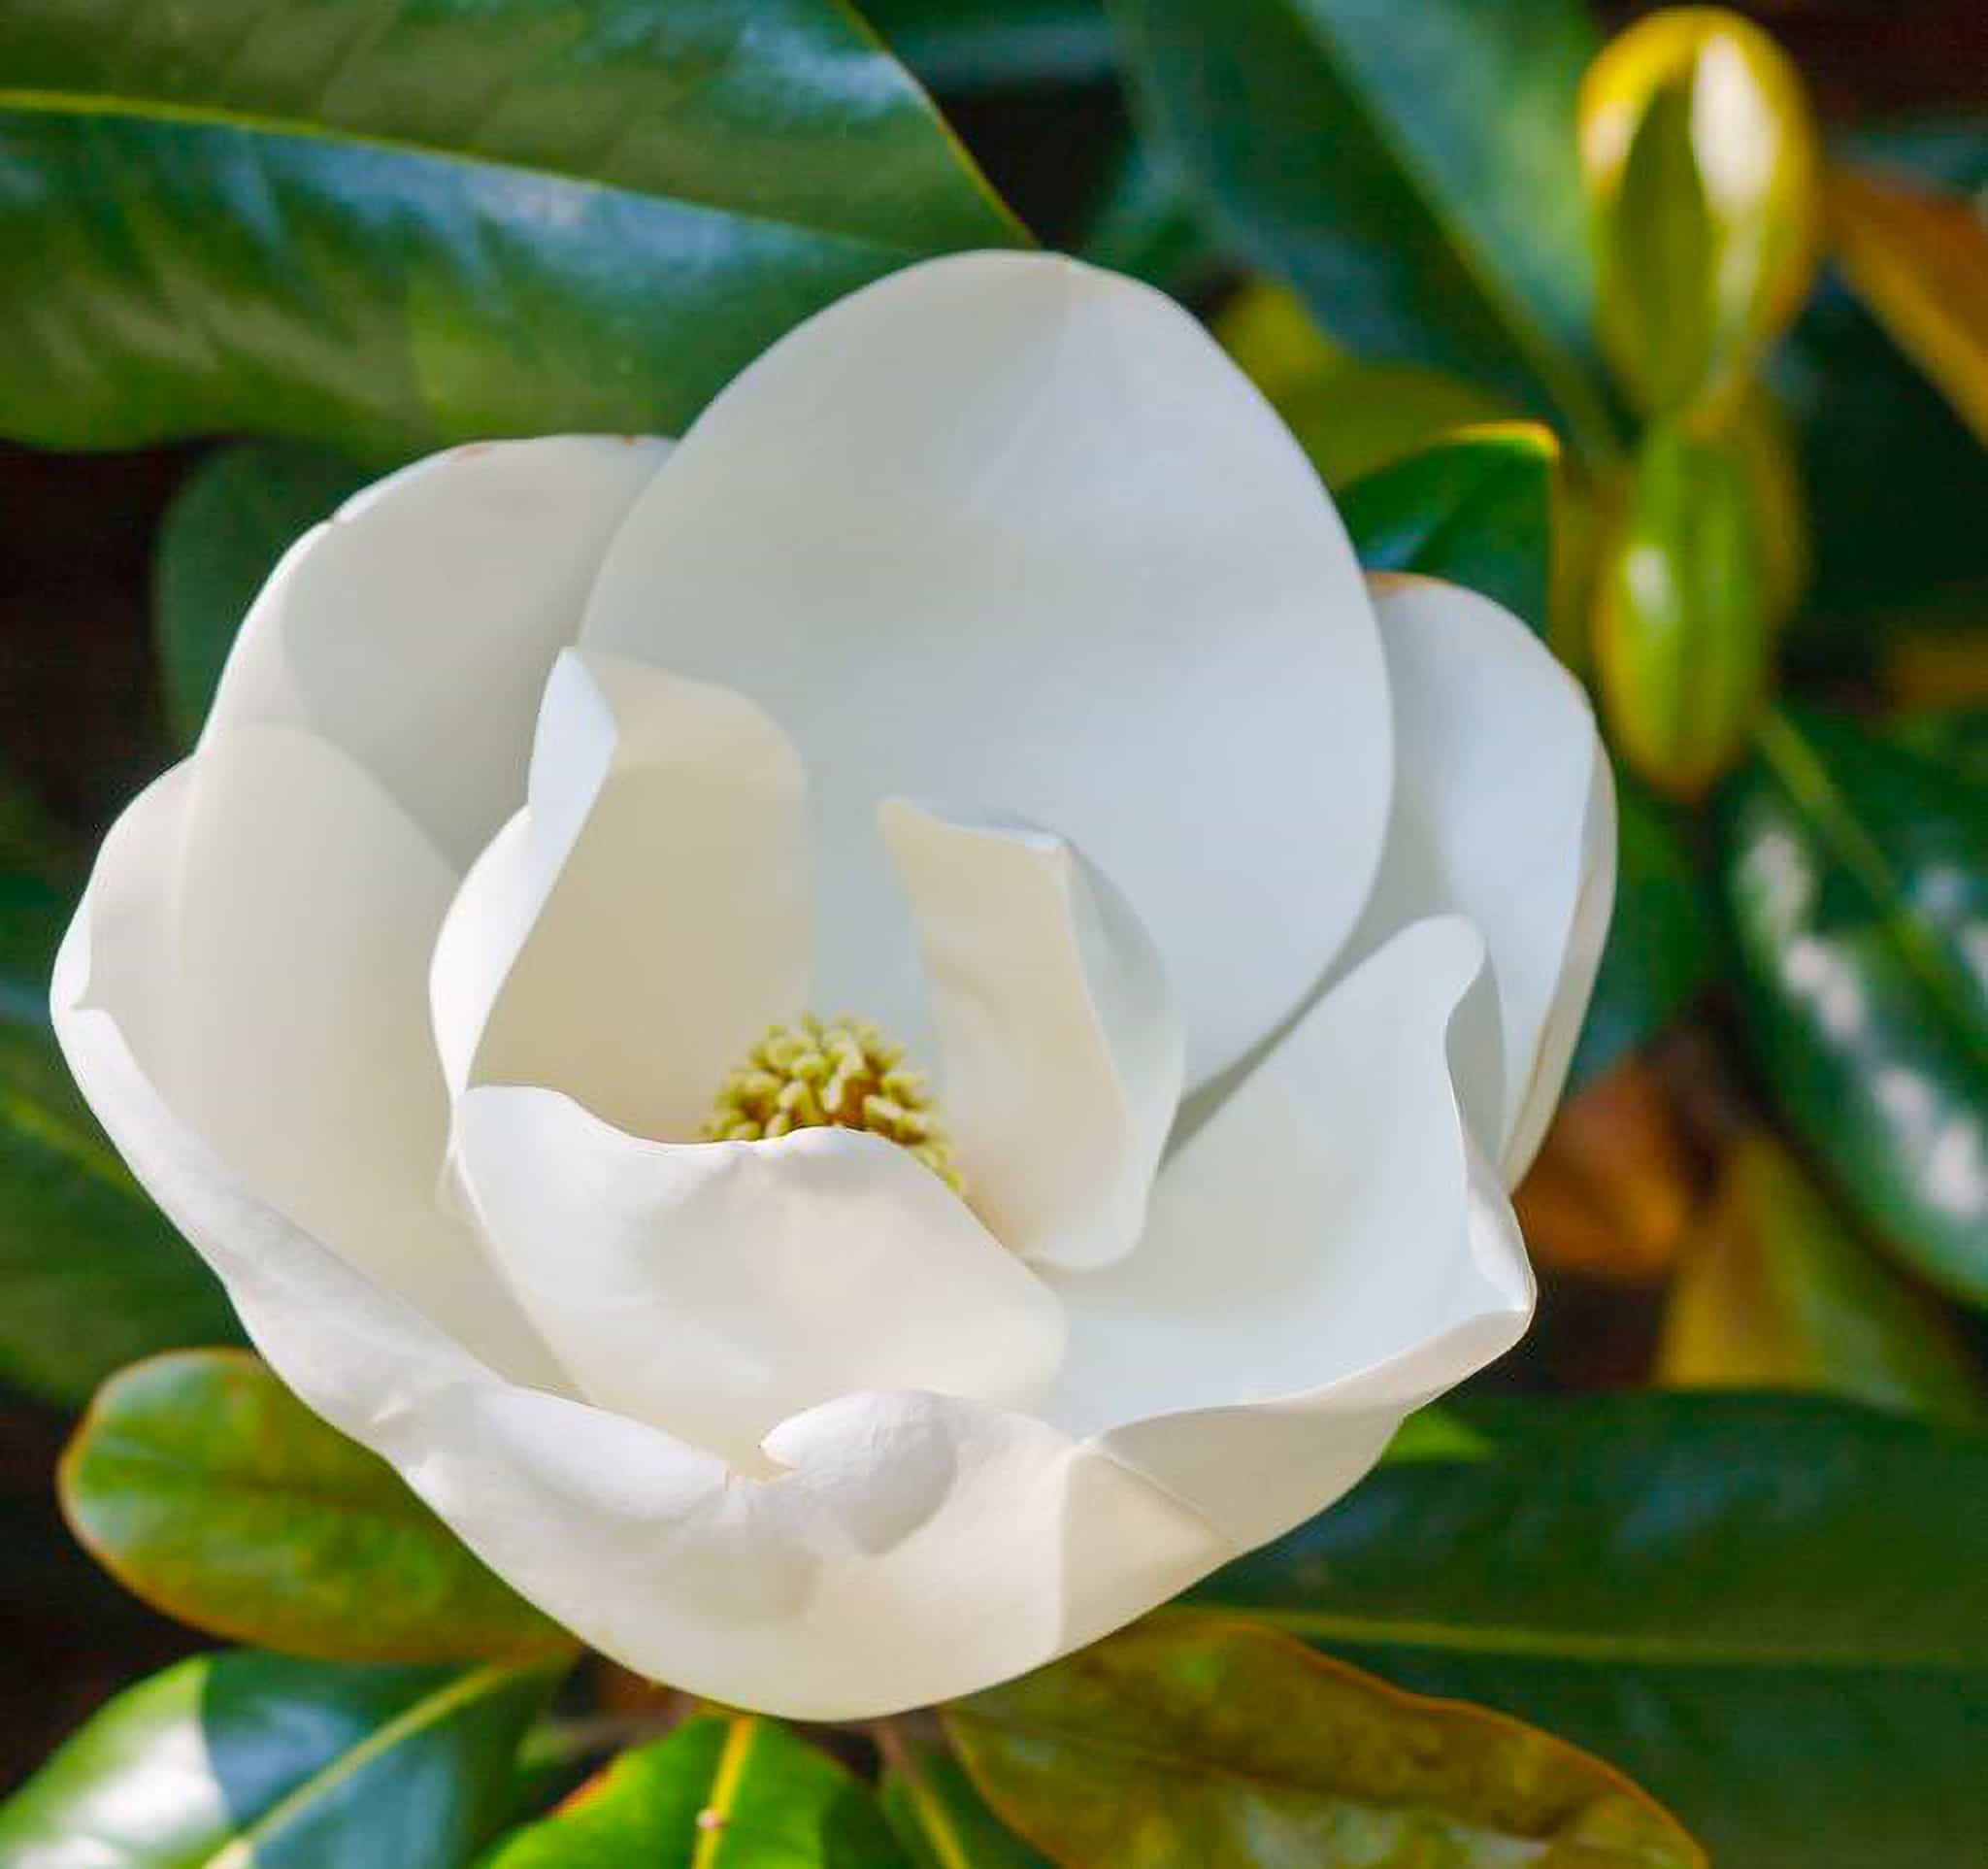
[1580,8,1822,416]
[1594,413,1778,798]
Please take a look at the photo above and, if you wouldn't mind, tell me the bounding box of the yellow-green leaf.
[60,1349,574,1662]
[1828,162,1988,447]
[945,1614,1706,1867]
[1658,1134,1988,1427]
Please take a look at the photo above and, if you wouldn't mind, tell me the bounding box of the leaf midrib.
[1214,1604,1981,1674]
[201,1661,546,1869]
[950,1708,1692,1866]
[0,87,970,258]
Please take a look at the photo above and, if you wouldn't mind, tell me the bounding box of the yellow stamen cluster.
[701,1016,961,1190]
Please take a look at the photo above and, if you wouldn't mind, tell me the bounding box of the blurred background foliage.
[0,1,1983,1864]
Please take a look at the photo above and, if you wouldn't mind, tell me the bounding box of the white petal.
[55,737,559,1384]
[580,252,1391,1091]
[452,1086,1067,1471]
[1041,917,1533,1550]
[881,799,1182,1269]
[52,955,1224,1716]
[208,437,668,868]
[429,650,812,1143]
[1352,574,1615,1181]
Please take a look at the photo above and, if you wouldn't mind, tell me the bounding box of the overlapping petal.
[207,436,667,867]
[429,649,812,1143]
[452,1085,1066,1472]
[1348,574,1615,1182]
[54,828,1223,1715]
[1041,916,1532,1551]
[53,733,558,1385]
[580,252,1391,1089]
[881,799,1181,1269]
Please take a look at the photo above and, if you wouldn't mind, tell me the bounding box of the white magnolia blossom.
[54,253,1612,1719]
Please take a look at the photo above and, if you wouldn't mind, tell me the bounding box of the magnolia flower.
[54,253,1611,1719]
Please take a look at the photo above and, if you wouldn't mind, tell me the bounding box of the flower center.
[701,1015,961,1190]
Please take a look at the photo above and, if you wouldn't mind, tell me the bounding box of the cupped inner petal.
[207,437,669,868]
[1348,574,1615,1183]
[1040,916,1532,1447]
[62,727,562,1385]
[430,648,812,1143]
[880,798,1182,1269]
[452,1086,1067,1472]
[580,251,1392,1091]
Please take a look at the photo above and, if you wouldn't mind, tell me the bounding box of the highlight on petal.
[1352,574,1616,1182]
[52,935,1225,1716]
[207,437,669,868]
[451,1085,1067,1472]
[581,251,1391,1090]
[1042,917,1533,1551]
[53,734,559,1385]
[429,649,812,1144]
[881,799,1182,1270]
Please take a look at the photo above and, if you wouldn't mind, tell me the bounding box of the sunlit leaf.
[0,1650,559,1865]
[947,1614,1705,1866]
[1197,1391,1988,1868]
[488,1714,905,1867]
[0,1,1022,458]
[61,1349,574,1662]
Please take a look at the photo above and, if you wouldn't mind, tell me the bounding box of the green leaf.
[1567,768,1717,1085]
[865,0,1117,90]
[488,1714,906,1867]
[1338,421,1557,635]
[1721,707,1988,1309]
[946,1615,1706,1866]
[0,1,1022,459]
[880,1737,1050,1869]
[1781,280,1988,651]
[0,1650,560,1866]
[154,442,372,749]
[60,1349,574,1663]
[0,1020,244,1407]
[1658,1134,1988,1429]
[1195,1392,1988,1868]
[1114,0,1617,462]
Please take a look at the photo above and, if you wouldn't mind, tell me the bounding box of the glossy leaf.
[1196,1391,1988,1868]
[0,2,1021,458]
[1078,135,1227,303]
[1567,770,1717,1085]
[0,1650,559,1866]
[1658,1134,1988,1427]
[1339,422,1557,636]
[1721,707,1988,1309]
[1595,415,1777,799]
[881,1738,1050,1869]
[154,442,372,749]
[1115,0,1617,462]
[60,1349,574,1663]
[866,0,1117,90]
[1579,8,1821,415]
[947,1615,1706,1867]
[488,1714,905,1867]
[1829,162,1988,446]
